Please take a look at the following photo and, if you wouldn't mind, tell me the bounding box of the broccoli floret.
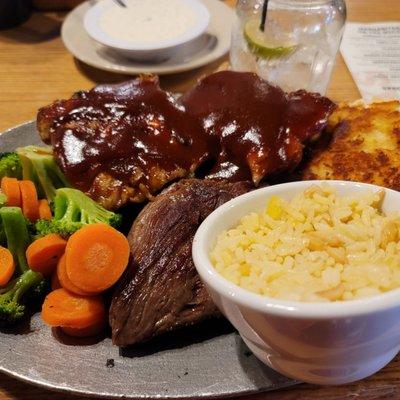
[0,193,7,208]
[0,193,7,246]
[0,207,46,325]
[35,188,122,239]
[23,276,50,306]
[1,207,31,274]
[35,219,82,239]
[16,145,69,202]
[0,270,43,324]
[0,217,5,248]
[0,153,22,180]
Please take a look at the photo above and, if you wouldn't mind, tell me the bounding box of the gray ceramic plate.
[0,122,296,399]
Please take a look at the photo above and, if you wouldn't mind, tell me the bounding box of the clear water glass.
[230,0,347,94]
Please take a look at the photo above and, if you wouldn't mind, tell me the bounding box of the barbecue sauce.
[49,76,214,202]
[181,71,336,184]
[44,71,335,208]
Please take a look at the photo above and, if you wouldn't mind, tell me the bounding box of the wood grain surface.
[0,1,399,399]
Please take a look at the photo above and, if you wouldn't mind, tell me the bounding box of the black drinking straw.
[260,0,269,31]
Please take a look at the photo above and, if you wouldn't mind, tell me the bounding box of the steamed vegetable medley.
[0,147,130,337]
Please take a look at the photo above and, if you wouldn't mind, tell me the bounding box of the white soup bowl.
[84,0,210,62]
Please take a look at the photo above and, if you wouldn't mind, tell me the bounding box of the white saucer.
[61,0,234,75]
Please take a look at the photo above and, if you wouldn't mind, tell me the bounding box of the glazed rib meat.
[301,101,400,189]
[109,178,252,347]
[181,71,336,184]
[37,76,212,210]
[37,71,335,210]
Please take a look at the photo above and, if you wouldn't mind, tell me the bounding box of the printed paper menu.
[340,22,400,102]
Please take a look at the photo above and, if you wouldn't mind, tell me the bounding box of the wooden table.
[0,0,399,399]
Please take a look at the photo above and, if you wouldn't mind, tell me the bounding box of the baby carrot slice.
[19,180,39,222]
[60,319,105,338]
[0,246,15,286]
[26,234,67,276]
[65,223,130,294]
[1,177,21,207]
[51,270,62,291]
[57,254,93,296]
[41,288,105,329]
[38,199,52,220]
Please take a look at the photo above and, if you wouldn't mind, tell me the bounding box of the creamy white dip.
[100,0,198,45]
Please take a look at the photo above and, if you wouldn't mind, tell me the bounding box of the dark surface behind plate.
[0,122,295,399]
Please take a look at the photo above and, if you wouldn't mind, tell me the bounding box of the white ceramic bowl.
[84,0,210,62]
[193,180,400,385]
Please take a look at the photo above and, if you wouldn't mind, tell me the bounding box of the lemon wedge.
[244,19,298,59]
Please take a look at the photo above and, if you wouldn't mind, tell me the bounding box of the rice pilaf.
[211,185,400,302]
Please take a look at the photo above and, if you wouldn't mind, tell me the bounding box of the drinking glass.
[230,0,347,94]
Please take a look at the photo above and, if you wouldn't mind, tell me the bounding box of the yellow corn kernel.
[239,264,251,276]
[267,196,282,220]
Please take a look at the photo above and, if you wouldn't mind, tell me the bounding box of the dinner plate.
[0,123,296,398]
[61,0,234,75]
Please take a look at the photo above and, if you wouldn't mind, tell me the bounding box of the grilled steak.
[37,75,213,210]
[181,71,336,184]
[109,178,252,347]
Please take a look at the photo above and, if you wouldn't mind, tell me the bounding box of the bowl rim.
[192,180,400,319]
[83,0,210,51]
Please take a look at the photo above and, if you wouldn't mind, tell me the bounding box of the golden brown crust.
[301,101,400,190]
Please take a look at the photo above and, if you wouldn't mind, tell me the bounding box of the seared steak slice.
[37,76,213,210]
[109,179,252,346]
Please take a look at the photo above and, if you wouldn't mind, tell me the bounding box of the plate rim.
[0,363,297,400]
